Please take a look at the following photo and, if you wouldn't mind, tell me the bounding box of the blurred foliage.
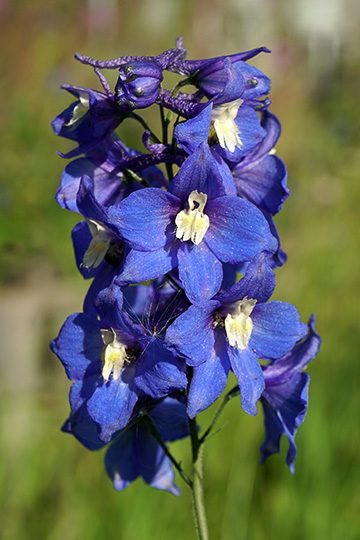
[1,1,360,539]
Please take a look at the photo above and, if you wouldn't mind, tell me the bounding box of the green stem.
[189,417,209,540]
[143,413,192,488]
[199,385,239,445]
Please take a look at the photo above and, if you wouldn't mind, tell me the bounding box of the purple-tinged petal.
[172,47,270,78]
[50,313,103,381]
[87,364,139,442]
[56,157,97,212]
[234,154,288,215]
[107,188,180,250]
[250,302,308,360]
[263,315,321,386]
[77,174,114,223]
[237,111,281,169]
[205,196,278,263]
[165,303,217,366]
[177,242,223,304]
[187,333,230,418]
[117,243,178,285]
[260,372,310,473]
[134,339,187,398]
[227,347,264,416]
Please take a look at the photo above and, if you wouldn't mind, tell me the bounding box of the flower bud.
[115,61,163,111]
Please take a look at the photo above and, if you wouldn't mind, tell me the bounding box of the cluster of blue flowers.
[51,38,321,494]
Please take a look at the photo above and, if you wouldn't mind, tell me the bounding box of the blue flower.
[51,86,125,159]
[51,283,187,443]
[169,46,271,103]
[260,315,321,472]
[165,254,307,417]
[107,143,277,303]
[63,395,189,495]
[105,396,189,494]
[175,99,267,162]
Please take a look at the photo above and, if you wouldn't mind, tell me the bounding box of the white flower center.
[210,99,243,153]
[101,329,129,382]
[175,190,210,245]
[82,219,113,269]
[65,93,90,128]
[225,297,257,350]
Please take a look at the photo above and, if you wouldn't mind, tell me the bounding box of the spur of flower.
[165,254,307,417]
[51,283,187,443]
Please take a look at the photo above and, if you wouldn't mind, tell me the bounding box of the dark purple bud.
[115,61,163,111]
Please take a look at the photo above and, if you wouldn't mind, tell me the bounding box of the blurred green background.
[1,1,359,539]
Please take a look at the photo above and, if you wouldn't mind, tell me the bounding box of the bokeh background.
[1,1,360,539]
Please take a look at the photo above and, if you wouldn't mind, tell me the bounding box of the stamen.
[210,99,243,153]
[64,93,90,128]
[101,329,128,382]
[175,190,210,245]
[82,220,112,269]
[225,297,257,350]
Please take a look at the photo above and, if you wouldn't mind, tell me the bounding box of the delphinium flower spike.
[51,38,320,540]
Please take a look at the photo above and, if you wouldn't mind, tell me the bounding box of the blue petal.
[138,432,180,495]
[235,62,271,101]
[56,157,96,212]
[77,175,108,222]
[87,364,140,442]
[105,427,140,491]
[260,372,310,473]
[227,347,264,416]
[68,376,99,413]
[72,221,101,279]
[117,243,178,285]
[165,303,217,366]
[107,188,180,250]
[234,154,288,215]
[205,196,278,263]
[168,142,234,200]
[83,265,119,316]
[62,402,105,451]
[50,313,103,381]
[219,252,275,304]
[237,110,281,168]
[134,339,187,398]
[215,105,266,163]
[263,315,321,386]
[187,333,230,418]
[250,302,308,360]
[94,282,146,342]
[177,241,223,304]
[150,397,189,442]
[174,104,212,154]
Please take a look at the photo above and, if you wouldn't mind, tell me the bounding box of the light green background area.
[0,1,359,539]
